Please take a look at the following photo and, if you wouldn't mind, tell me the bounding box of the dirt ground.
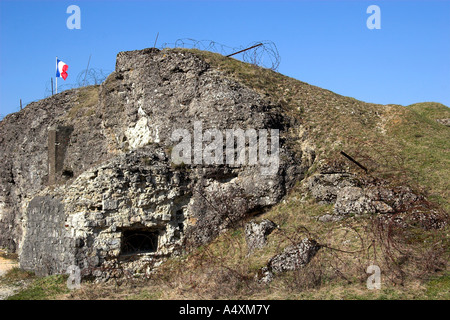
[0,249,19,300]
[0,255,17,276]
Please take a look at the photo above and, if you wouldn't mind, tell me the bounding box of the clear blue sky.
[1,0,449,117]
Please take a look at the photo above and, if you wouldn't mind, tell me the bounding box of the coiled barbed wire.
[159,39,280,71]
[4,41,280,116]
[43,68,110,98]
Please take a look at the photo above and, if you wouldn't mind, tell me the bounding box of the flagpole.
[55,57,58,94]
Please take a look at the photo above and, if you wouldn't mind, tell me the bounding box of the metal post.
[83,54,91,87]
[226,43,263,57]
[56,56,58,94]
[154,32,159,48]
[340,151,368,173]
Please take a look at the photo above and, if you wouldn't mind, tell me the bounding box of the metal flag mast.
[55,56,58,94]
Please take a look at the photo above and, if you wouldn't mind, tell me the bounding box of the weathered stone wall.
[19,196,75,276]
[0,90,82,252]
[0,84,113,253]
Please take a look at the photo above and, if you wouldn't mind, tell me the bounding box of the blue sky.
[1,0,449,117]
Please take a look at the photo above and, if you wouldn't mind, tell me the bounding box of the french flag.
[56,59,69,80]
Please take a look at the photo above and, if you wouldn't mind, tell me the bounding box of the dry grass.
[58,189,448,300]
[67,86,99,120]
[179,49,449,210]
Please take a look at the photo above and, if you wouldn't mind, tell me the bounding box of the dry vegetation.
[4,184,448,300]
[34,190,446,300]
[66,85,99,120]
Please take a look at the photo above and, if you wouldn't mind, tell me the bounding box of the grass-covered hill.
[2,48,449,300]
[190,49,449,212]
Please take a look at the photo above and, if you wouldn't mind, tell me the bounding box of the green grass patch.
[424,273,450,300]
[7,274,70,300]
[407,102,450,122]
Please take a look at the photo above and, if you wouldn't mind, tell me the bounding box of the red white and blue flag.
[56,59,69,80]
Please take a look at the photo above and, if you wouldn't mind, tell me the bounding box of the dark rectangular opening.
[62,169,74,178]
[120,229,158,255]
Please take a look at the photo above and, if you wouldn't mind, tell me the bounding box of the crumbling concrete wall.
[19,196,76,276]
[0,87,108,254]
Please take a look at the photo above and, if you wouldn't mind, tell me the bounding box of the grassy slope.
[182,49,449,210]
[407,102,450,121]
[5,49,449,300]
[392,103,450,208]
[136,49,449,299]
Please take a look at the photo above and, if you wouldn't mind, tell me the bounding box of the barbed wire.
[2,40,279,119]
[159,39,281,71]
[45,68,111,97]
